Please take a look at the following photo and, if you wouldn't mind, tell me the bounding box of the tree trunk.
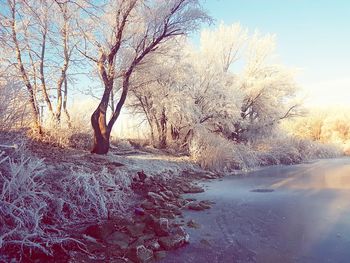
[63,77,71,128]
[91,88,111,154]
[158,107,167,149]
[29,95,42,134]
[91,120,110,154]
[10,3,42,134]
[149,120,156,145]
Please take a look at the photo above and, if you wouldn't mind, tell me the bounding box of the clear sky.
[199,0,350,107]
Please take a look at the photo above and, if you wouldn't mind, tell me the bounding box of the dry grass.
[0,143,133,258]
[189,130,343,171]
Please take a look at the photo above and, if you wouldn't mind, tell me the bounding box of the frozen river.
[162,157,350,263]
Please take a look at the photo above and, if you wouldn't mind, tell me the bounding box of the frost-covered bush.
[254,136,341,166]
[32,116,93,150]
[0,155,70,256]
[189,130,233,171]
[189,128,342,172]
[0,151,133,257]
[110,138,137,152]
[58,168,133,223]
[255,137,302,165]
[283,108,350,155]
[189,129,260,171]
[230,142,260,170]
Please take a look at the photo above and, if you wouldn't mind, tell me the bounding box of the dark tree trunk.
[158,107,167,149]
[91,88,111,154]
[91,108,111,154]
[91,73,130,154]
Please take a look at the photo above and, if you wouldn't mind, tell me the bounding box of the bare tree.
[78,0,209,154]
[0,0,78,132]
[1,0,42,132]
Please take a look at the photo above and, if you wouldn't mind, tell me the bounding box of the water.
[162,157,350,263]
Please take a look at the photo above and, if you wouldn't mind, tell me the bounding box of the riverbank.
[0,134,218,263]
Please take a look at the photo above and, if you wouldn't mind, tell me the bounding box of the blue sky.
[198,0,350,106]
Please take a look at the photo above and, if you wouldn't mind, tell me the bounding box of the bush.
[189,129,234,171]
[58,168,132,223]
[189,129,342,172]
[0,155,67,255]
[30,117,93,150]
[0,151,133,257]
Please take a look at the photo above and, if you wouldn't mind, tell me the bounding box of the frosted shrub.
[189,130,233,171]
[255,136,342,165]
[0,155,71,255]
[189,129,343,172]
[110,138,135,152]
[0,151,133,257]
[189,130,260,171]
[231,143,260,170]
[257,137,302,165]
[33,115,92,150]
[59,168,133,223]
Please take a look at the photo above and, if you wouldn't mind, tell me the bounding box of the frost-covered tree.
[0,0,80,131]
[129,23,301,150]
[78,0,209,154]
[231,33,301,142]
[129,24,247,148]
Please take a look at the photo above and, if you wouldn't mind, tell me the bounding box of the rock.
[171,207,182,216]
[144,214,158,227]
[84,221,116,240]
[187,200,212,211]
[179,183,204,194]
[140,201,155,210]
[110,259,134,263]
[136,233,155,244]
[149,240,161,251]
[127,245,153,263]
[185,185,204,194]
[147,192,165,203]
[187,219,200,229]
[154,218,170,237]
[173,226,189,243]
[148,185,162,193]
[105,232,132,249]
[158,209,176,219]
[187,202,206,211]
[127,223,145,238]
[137,170,147,182]
[159,218,170,235]
[158,234,187,250]
[199,200,213,209]
[176,199,190,208]
[201,171,218,179]
[159,203,181,216]
[159,190,175,201]
[172,219,185,227]
[135,207,146,216]
[154,251,167,260]
[69,251,101,263]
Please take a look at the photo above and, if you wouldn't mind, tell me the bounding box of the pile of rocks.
[78,170,214,263]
